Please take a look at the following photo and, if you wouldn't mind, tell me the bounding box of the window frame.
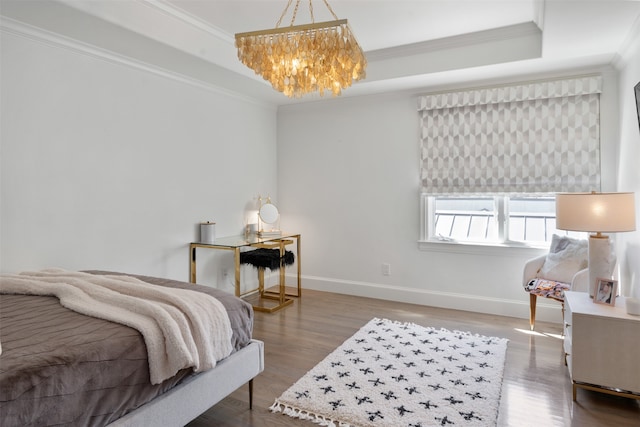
[419,194,554,254]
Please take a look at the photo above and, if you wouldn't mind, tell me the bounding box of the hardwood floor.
[188,290,640,427]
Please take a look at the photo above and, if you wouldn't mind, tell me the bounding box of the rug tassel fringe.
[270,401,351,427]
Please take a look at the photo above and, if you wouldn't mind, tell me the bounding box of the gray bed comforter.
[0,271,253,427]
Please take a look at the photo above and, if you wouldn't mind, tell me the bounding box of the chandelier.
[235,0,367,98]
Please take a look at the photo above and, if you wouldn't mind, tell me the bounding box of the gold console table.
[189,233,301,312]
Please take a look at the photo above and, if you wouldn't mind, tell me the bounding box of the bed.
[0,270,264,427]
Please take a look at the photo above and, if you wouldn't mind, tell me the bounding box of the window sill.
[418,239,548,257]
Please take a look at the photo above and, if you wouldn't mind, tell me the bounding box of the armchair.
[522,235,589,330]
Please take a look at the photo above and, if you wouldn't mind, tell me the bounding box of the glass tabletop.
[191,232,298,248]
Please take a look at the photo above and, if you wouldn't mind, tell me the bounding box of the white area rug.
[270,318,508,427]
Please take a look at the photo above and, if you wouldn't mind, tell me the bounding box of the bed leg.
[249,379,254,409]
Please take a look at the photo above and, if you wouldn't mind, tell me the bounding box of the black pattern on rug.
[270,318,508,427]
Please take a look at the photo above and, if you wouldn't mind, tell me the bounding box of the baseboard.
[292,274,564,325]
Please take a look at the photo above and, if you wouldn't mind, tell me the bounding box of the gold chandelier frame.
[235,0,367,98]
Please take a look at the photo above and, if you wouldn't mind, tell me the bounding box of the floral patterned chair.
[523,235,589,330]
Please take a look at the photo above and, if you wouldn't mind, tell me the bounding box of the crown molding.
[366,22,541,62]
[138,0,234,44]
[59,0,233,45]
[56,0,256,83]
[0,17,276,109]
[612,12,640,69]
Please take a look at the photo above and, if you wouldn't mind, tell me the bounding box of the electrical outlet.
[382,263,391,276]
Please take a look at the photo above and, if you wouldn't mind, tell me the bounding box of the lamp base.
[587,235,615,297]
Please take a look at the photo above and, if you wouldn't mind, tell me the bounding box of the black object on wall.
[635,81,640,133]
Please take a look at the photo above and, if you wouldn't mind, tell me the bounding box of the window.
[425,195,584,245]
[431,196,498,242]
[418,76,601,248]
[507,196,557,243]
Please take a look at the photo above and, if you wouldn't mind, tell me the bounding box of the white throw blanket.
[0,269,234,384]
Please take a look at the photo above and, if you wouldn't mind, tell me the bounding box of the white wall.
[2,15,635,323]
[615,23,640,297]
[0,30,278,292]
[277,69,622,323]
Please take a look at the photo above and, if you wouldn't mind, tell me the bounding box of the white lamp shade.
[556,192,636,233]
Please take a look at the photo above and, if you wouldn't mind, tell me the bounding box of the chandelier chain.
[321,0,339,20]
[277,0,339,28]
[289,0,301,26]
[276,0,294,28]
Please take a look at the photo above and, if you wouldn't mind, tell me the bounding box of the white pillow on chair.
[537,234,588,284]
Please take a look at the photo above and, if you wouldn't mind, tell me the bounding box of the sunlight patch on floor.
[500,381,568,427]
[514,328,564,340]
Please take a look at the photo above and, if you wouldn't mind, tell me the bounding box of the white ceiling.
[2,0,640,105]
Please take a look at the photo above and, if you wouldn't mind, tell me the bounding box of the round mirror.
[259,203,279,224]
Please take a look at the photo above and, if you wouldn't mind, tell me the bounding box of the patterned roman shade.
[418,76,602,195]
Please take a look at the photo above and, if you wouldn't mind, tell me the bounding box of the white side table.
[563,291,640,401]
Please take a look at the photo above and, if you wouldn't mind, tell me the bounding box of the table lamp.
[556,192,636,297]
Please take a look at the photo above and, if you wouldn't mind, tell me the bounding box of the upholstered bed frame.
[0,271,265,426]
[109,339,264,426]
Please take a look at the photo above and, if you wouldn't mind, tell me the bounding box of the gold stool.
[240,240,295,313]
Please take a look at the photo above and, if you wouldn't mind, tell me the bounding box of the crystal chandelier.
[235,0,367,98]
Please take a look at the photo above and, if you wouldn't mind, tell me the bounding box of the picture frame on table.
[593,278,617,306]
